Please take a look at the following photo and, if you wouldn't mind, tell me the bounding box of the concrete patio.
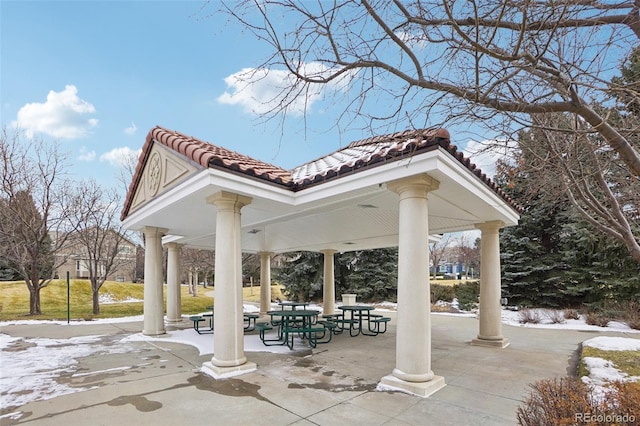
[3,311,637,425]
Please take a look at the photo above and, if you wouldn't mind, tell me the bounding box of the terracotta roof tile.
[121,126,521,221]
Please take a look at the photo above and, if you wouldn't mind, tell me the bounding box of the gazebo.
[121,126,520,397]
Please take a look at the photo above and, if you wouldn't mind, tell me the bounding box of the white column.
[259,252,272,314]
[165,242,182,323]
[142,226,167,336]
[321,249,337,316]
[201,191,256,378]
[472,221,509,348]
[381,174,446,397]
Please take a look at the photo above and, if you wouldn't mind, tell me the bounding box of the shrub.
[543,309,566,324]
[453,281,479,311]
[516,378,592,425]
[518,308,542,324]
[564,308,580,320]
[585,312,611,327]
[430,284,455,303]
[517,378,640,426]
[620,301,640,330]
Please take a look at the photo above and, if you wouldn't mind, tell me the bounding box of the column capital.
[164,241,182,249]
[206,191,252,211]
[142,226,168,237]
[474,220,505,232]
[320,249,338,255]
[387,174,440,197]
[258,251,274,257]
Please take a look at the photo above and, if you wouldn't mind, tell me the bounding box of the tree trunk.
[92,289,100,315]
[29,287,41,315]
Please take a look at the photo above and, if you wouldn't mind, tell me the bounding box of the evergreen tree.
[275,248,400,303]
[341,248,398,302]
[499,194,577,308]
[497,138,640,307]
[560,221,640,304]
[274,251,323,301]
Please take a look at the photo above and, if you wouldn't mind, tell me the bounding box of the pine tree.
[274,251,323,301]
[341,248,398,302]
[499,195,576,308]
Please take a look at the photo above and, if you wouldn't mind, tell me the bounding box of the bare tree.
[429,234,452,279]
[115,148,141,195]
[0,128,82,315]
[181,248,215,296]
[218,0,640,258]
[220,0,639,171]
[71,180,131,314]
[516,112,640,262]
[454,234,480,279]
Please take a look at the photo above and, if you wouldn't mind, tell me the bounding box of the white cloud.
[11,85,98,139]
[124,123,137,135]
[100,147,142,168]
[77,146,96,162]
[217,62,351,116]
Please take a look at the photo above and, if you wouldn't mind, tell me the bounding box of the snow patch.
[0,333,130,411]
[583,336,640,351]
[99,293,143,304]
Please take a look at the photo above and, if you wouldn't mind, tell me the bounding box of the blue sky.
[1,0,493,194]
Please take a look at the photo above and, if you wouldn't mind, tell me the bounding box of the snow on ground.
[583,336,640,351]
[0,333,139,418]
[580,336,640,401]
[498,308,640,333]
[2,302,639,420]
[99,293,143,304]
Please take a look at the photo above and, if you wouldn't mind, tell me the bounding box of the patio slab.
[2,312,637,425]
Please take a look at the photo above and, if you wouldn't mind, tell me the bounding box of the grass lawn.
[579,343,640,379]
[0,280,285,321]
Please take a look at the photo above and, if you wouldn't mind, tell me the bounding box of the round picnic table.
[277,301,308,310]
[267,309,320,348]
[338,305,377,336]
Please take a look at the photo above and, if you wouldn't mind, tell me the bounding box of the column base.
[166,317,187,324]
[142,329,166,336]
[378,374,446,398]
[200,361,257,379]
[471,337,510,348]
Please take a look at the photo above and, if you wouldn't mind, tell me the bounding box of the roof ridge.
[346,128,450,148]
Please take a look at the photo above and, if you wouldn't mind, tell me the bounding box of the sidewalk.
[2,313,638,425]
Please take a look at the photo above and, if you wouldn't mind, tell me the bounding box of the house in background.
[54,230,140,282]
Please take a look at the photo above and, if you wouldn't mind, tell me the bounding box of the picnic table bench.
[321,307,391,336]
[244,313,259,331]
[189,315,213,334]
[189,311,261,334]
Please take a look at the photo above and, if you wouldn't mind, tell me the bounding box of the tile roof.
[291,128,450,187]
[121,126,520,220]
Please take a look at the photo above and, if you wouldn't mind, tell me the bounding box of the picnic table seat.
[368,317,391,334]
[244,313,259,331]
[202,312,213,328]
[189,315,213,334]
[255,322,287,346]
[331,317,358,334]
[284,323,334,349]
